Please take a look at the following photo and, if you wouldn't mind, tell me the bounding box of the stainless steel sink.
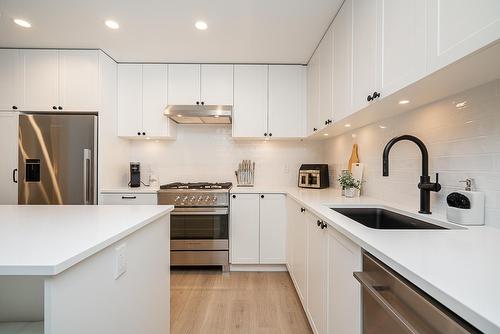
[331,207,447,230]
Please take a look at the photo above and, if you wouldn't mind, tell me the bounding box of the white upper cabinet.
[167,64,233,106]
[319,26,334,127]
[259,194,286,264]
[230,194,260,264]
[167,64,201,105]
[142,64,175,138]
[20,49,59,111]
[233,65,268,138]
[377,0,427,97]
[0,49,21,111]
[352,0,378,111]
[117,64,175,139]
[200,64,233,105]
[20,49,100,112]
[427,0,500,71]
[306,50,320,135]
[0,112,19,204]
[58,50,100,111]
[117,64,143,137]
[268,65,306,138]
[332,0,354,122]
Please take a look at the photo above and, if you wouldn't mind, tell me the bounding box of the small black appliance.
[129,162,141,188]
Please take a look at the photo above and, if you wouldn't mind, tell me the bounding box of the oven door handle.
[353,272,421,334]
[171,208,229,215]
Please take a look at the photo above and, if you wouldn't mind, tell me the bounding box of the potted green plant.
[337,171,361,198]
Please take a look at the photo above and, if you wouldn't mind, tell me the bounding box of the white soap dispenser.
[446,179,485,226]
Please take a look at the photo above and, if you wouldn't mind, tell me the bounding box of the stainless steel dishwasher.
[354,253,480,334]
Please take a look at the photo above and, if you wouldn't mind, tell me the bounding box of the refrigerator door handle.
[13,169,18,183]
[83,149,92,205]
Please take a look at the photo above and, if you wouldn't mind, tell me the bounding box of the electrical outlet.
[115,243,127,280]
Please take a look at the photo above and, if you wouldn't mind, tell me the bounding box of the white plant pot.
[345,187,356,198]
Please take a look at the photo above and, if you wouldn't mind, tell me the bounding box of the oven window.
[171,214,229,240]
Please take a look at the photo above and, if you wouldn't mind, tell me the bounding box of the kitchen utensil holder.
[235,160,255,187]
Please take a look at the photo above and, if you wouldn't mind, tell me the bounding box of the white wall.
[129,125,324,187]
[97,52,131,190]
[324,80,500,227]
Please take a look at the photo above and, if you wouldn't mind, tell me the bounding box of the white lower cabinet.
[286,197,362,334]
[259,194,287,264]
[306,212,328,334]
[230,193,287,265]
[327,227,362,334]
[99,192,157,205]
[0,112,18,204]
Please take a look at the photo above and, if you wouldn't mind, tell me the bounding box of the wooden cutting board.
[348,144,359,172]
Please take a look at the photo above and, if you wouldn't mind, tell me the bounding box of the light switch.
[115,243,127,280]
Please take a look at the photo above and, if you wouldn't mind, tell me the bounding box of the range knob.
[190,196,196,202]
[174,196,181,203]
[182,196,188,203]
[205,195,211,202]
[197,196,203,202]
[212,195,217,203]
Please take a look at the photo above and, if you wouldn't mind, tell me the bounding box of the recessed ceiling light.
[195,21,208,30]
[379,125,387,129]
[399,100,410,105]
[176,114,183,117]
[105,20,120,30]
[344,124,351,128]
[323,133,329,136]
[14,18,31,28]
[214,115,220,118]
[455,101,467,108]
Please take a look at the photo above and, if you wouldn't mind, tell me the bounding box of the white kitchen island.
[0,205,173,334]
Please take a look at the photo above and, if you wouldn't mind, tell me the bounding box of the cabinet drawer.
[100,193,157,205]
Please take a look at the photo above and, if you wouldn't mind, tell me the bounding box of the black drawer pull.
[121,196,137,199]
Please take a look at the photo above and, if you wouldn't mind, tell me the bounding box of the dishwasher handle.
[354,272,421,334]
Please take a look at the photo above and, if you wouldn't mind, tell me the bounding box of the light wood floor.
[171,270,312,334]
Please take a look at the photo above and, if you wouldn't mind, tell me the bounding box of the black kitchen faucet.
[382,135,441,214]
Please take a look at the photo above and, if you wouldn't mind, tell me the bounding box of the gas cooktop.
[160,182,233,190]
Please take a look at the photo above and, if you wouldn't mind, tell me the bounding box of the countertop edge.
[0,206,174,276]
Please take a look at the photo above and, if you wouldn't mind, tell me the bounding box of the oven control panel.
[157,191,229,207]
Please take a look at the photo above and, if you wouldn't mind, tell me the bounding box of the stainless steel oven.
[158,182,231,271]
[354,252,480,334]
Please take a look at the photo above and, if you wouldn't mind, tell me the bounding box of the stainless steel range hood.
[164,105,232,124]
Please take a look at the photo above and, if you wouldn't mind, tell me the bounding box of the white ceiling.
[0,0,343,64]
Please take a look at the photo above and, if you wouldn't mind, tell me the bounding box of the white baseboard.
[229,264,288,272]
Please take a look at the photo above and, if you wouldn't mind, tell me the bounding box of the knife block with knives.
[235,160,255,187]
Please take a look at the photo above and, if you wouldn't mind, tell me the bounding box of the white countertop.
[0,205,173,276]
[100,186,159,194]
[232,186,500,333]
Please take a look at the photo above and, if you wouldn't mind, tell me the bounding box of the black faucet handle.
[434,173,441,192]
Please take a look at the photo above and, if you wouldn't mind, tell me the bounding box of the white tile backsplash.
[324,79,500,227]
[129,125,324,187]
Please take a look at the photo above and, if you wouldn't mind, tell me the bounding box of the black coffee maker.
[129,162,141,188]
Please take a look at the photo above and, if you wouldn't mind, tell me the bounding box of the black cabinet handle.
[260,195,264,199]
[269,133,272,137]
[372,92,380,99]
[367,95,373,102]
[121,196,137,199]
[137,132,141,136]
[142,132,146,136]
[196,101,200,105]
[52,106,57,110]
[313,128,317,132]
[264,133,268,136]
[300,208,306,212]
[328,119,333,124]
[317,220,322,227]
[232,194,236,199]
[58,106,63,110]
[12,169,18,183]
[12,106,18,110]
[321,222,328,229]
[201,101,205,105]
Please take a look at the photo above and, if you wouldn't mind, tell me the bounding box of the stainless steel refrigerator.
[18,113,97,205]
